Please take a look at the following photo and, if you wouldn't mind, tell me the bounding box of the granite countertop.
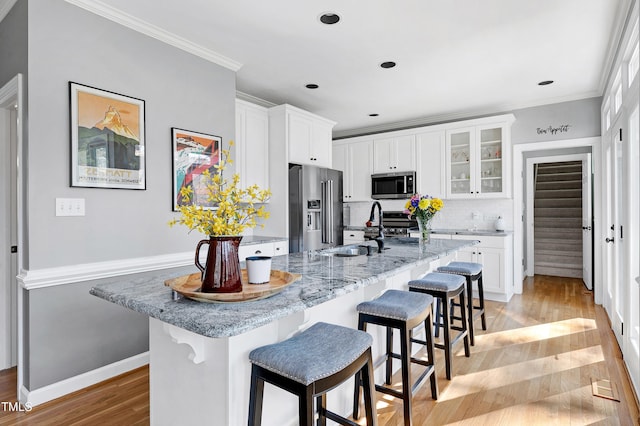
[90,238,477,339]
[239,235,288,245]
[344,225,510,237]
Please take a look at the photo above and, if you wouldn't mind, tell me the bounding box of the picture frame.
[171,128,221,210]
[69,82,146,189]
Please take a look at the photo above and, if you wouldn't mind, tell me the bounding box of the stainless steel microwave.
[371,171,415,199]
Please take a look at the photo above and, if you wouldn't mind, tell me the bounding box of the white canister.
[494,216,505,232]
[246,256,272,284]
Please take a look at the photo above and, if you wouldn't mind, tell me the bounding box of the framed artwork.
[69,82,146,189]
[171,128,221,210]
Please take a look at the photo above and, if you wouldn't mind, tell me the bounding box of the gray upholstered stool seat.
[437,261,487,346]
[248,322,377,425]
[354,290,437,426]
[409,272,470,380]
[438,261,483,276]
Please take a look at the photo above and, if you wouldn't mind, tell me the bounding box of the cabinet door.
[332,144,350,200]
[455,246,476,263]
[393,135,416,172]
[235,101,269,195]
[476,247,503,293]
[311,122,332,168]
[446,127,476,198]
[476,124,506,198]
[372,137,394,173]
[349,141,373,201]
[288,113,313,165]
[416,131,445,197]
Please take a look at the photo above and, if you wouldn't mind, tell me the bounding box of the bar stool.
[437,261,487,346]
[408,272,470,380]
[248,322,377,426]
[353,289,438,426]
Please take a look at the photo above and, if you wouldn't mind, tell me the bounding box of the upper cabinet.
[270,104,336,168]
[333,139,373,201]
[235,100,269,195]
[445,117,514,199]
[416,130,445,197]
[372,135,416,173]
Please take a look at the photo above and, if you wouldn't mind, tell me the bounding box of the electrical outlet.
[56,198,85,216]
[485,214,499,221]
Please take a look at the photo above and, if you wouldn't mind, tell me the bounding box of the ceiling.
[4,0,632,137]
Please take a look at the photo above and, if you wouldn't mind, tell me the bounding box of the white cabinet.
[235,100,269,195]
[416,130,445,197]
[373,135,416,173]
[238,240,288,262]
[271,104,336,168]
[451,234,513,302]
[333,140,373,201]
[445,119,513,199]
[343,230,365,245]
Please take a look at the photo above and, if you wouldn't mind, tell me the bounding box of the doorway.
[525,154,593,289]
[0,74,23,397]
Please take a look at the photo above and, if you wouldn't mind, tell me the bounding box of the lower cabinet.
[239,240,289,262]
[432,234,513,302]
[343,230,365,245]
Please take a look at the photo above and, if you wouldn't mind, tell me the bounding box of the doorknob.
[582,226,591,230]
[606,237,615,243]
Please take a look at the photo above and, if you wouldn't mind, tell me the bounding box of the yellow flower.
[168,141,271,236]
[431,198,444,211]
[418,198,430,210]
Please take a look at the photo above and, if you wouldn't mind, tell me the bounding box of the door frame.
[0,74,25,396]
[512,137,602,301]
[524,153,593,287]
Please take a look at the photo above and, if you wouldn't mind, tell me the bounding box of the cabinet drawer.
[239,243,274,262]
[273,240,289,256]
[343,230,365,242]
[451,234,506,248]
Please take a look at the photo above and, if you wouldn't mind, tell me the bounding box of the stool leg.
[434,297,441,338]
[459,290,471,358]
[478,273,487,330]
[424,309,438,400]
[353,318,367,420]
[400,324,412,426]
[299,386,314,426]
[385,327,393,385]
[248,366,264,426]
[361,350,378,426]
[466,276,475,346]
[442,296,453,380]
[317,394,327,426]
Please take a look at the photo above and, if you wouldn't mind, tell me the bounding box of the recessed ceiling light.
[369,113,379,117]
[380,61,396,69]
[319,13,340,25]
[538,80,554,86]
[305,84,319,89]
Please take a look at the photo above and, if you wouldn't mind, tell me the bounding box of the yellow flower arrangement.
[168,141,271,236]
[404,193,444,223]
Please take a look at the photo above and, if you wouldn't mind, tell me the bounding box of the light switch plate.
[56,198,85,216]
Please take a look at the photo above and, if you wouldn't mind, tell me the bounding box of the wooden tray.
[164,269,301,303]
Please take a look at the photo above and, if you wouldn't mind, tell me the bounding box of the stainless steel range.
[364,211,417,238]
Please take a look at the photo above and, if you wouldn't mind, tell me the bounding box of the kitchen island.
[91,238,477,426]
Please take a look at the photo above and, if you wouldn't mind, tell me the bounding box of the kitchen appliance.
[289,164,343,252]
[364,211,417,239]
[371,171,415,199]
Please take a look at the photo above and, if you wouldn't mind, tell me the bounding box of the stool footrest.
[323,409,360,426]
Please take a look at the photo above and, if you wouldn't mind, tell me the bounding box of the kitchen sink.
[320,244,377,257]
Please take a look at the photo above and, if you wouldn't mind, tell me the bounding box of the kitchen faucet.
[367,201,385,253]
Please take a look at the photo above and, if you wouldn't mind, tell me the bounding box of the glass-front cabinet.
[446,121,511,199]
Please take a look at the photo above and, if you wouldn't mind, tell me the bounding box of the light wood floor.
[1,275,638,425]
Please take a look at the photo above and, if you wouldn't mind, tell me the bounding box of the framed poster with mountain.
[171,128,221,210]
[69,82,146,189]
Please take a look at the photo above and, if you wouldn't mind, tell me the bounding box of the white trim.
[18,251,194,290]
[0,0,18,24]
[512,137,601,296]
[63,0,242,71]
[20,352,149,407]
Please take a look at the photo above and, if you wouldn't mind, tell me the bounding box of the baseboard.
[20,352,149,407]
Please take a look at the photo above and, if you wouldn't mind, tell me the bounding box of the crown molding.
[0,0,18,23]
[333,91,601,139]
[64,0,242,71]
[235,91,276,108]
[598,0,636,94]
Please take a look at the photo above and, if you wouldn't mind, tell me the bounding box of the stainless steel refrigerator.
[289,164,343,253]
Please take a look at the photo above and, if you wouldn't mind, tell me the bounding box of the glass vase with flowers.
[404,194,444,251]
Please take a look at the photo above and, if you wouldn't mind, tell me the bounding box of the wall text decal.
[536,124,571,135]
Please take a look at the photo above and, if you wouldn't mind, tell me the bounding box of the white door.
[582,154,593,290]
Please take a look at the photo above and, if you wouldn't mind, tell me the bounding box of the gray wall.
[18,0,237,390]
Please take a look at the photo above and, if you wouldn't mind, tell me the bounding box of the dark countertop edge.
[90,239,477,338]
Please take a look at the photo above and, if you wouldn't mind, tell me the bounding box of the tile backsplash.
[344,198,514,231]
